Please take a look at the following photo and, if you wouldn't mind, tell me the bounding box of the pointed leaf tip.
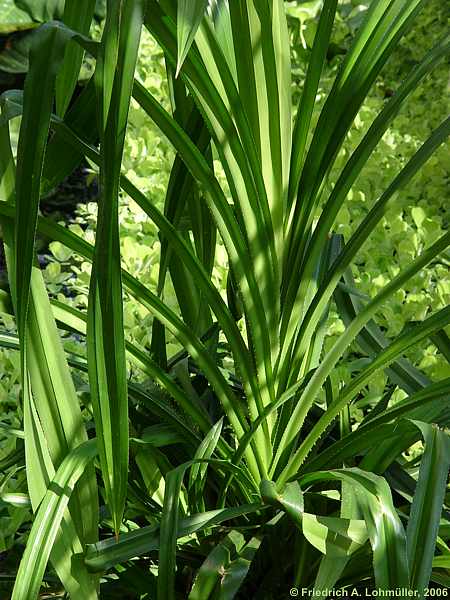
[176,0,208,76]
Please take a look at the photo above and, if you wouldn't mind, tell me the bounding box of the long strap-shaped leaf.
[0,319,98,599]
[50,300,215,447]
[279,35,450,376]
[49,303,257,496]
[15,94,253,426]
[0,29,99,597]
[147,2,278,434]
[334,261,432,395]
[2,61,266,480]
[0,193,257,476]
[187,9,284,408]
[231,0,291,274]
[284,0,423,268]
[26,80,261,448]
[282,0,424,343]
[0,293,213,459]
[156,105,213,341]
[11,440,97,600]
[407,422,450,596]
[285,116,450,390]
[300,34,450,288]
[304,379,450,473]
[55,0,96,116]
[38,76,264,478]
[288,0,338,210]
[87,0,144,535]
[289,307,450,479]
[14,22,70,345]
[273,231,450,482]
[158,459,259,600]
[84,503,263,572]
[5,105,263,482]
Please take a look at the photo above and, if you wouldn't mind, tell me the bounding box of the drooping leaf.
[300,469,409,589]
[302,513,368,558]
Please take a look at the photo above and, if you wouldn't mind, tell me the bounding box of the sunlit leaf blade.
[283,36,450,375]
[0,167,251,474]
[260,479,304,528]
[283,0,425,328]
[334,259,432,395]
[285,116,450,390]
[261,478,367,558]
[1,29,99,597]
[282,302,450,482]
[407,422,450,596]
[275,231,450,482]
[305,379,450,473]
[1,1,448,595]
[87,0,144,535]
[146,1,279,454]
[176,0,208,76]
[302,514,368,558]
[288,0,338,208]
[300,469,409,589]
[188,418,223,511]
[33,77,263,480]
[11,440,97,600]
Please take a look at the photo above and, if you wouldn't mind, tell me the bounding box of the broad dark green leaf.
[15,0,64,21]
[55,0,97,116]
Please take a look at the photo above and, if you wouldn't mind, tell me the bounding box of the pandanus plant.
[0,0,449,597]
